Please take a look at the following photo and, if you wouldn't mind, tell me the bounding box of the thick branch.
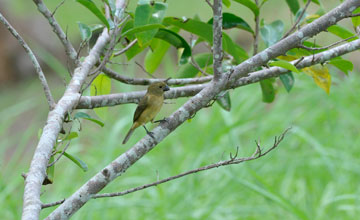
[21,27,111,220]
[46,1,360,219]
[0,12,55,110]
[212,0,223,81]
[77,38,360,109]
[228,0,360,82]
[32,0,78,64]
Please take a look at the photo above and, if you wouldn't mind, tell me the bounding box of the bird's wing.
[133,95,149,122]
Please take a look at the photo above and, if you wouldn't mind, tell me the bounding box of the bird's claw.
[154,117,168,123]
[147,131,155,139]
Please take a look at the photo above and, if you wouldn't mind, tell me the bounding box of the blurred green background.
[1,0,360,219]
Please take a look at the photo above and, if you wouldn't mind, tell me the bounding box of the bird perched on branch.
[122,81,170,144]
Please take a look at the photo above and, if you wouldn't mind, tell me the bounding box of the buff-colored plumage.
[122,82,169,144]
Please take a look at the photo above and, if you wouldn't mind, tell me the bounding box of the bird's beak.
[163,85,170,91]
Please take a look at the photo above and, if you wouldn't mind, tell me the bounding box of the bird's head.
[147,82,170,95]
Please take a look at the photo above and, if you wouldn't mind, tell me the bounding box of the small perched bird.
[122,82,170,144]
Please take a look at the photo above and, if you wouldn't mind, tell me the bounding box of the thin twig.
[283,0,311,39]
[253,0,260,55]
[114,39,138,56]
[212,0,223,81]
[32,0,78,64]
[205,0,213,8]
[47,141,71,168]
[82,16,128,92]
[41,128,290,208]
[0,12,56,110]
[135,61,156,78]
[348,13,360,17]
[41,199,65,209]
[51,0,66,17]
[298,35,357,51]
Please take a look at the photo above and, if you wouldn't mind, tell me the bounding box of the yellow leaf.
[302,65,331,94]
[277,55,298,61]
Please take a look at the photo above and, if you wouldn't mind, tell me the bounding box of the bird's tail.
[122,128,135,144]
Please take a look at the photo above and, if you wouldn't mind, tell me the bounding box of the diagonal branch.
[77,38,360,109]
[102,66,212,85]
[229,0,359,81]
[32,0,78,64]
[212,0,223,81]
[0,12,56,110]
[42,128,290,208]
[45,1,360,219]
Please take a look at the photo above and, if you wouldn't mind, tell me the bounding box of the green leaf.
[260,79,276,103]
[154,28,192,64]
[163,17,213,42]
[122,24,165,38]
[232,0,259,17]
[74,112,105,127]
[163,17,248,63]
[328,58,353,75]
[63,152,88,172]
[208,13,253,33]
[77,22,92,41]
[285,0,300,15]
[351,7,360,27]
[327,25,357,40]
[280,72,295,92]
[63,132,79,141]
[177,53,213,78]
[260,20,284,47]
[76,0,110,29]
[90,24,104,32]
[269,60,300,73]
[145,39,171,73]
[90,74,111,120]
[216,91,231,111]
[134,1,168,46]
[223,0,231,7]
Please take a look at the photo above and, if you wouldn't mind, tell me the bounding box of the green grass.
[1,71,360,219]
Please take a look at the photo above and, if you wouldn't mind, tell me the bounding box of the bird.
[122,81,170,144]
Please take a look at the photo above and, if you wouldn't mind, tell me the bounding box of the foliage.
[2,0,360,219]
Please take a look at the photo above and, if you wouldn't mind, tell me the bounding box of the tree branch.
[42,128,290,208]
[32,0,78,64]
[21,22,112,220]
[114,39,138,56]
[297,35,357,51]
[0,12,56,110]
[212,0,223,81]
[43,1,360,219]
[229,0,359,81]
[102,66,212,85]
[77,38,360,109]
[253,0,260,55]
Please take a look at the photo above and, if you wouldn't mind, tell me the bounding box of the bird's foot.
[147,131,155,139]
[153,117,168,123]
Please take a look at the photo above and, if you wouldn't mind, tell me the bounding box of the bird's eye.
[159,86,163,88]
